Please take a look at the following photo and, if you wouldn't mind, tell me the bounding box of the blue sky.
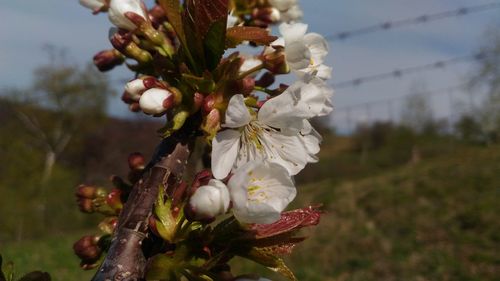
[0,0,499,128]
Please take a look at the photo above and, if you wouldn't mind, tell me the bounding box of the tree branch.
[91,126,196,281]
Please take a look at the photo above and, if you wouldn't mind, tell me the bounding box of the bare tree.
[469,27,500,143]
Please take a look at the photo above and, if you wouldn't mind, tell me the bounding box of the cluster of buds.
[75,184,123,215]
[73,152,145,268]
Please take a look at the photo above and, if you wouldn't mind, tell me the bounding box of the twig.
[91,126,196,281]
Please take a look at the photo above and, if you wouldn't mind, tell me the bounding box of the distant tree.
[400,82,435,133]
[6,46,114,185]
[469,27,500,143]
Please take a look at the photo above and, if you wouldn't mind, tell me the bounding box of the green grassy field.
[2,145,500,280]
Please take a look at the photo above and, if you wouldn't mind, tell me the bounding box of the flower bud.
[93,49,124,72]
[73,235,102,267]
[241,77,255,96]
[252,7,280,24]
[76,184,98,199]
[188,179,230,220]
[77,198,94,213]
[148,5,167,27]
[262,47,289,74]
[190,170,213,194]
[98,217,118,234]
[139,88,174,115]
[108,0,147,30]
[201,108,221,139]
[128,152,145,170]
[124,79,147,101]
[79,0,109,14]
[129,102,141,112]
[106,188,123,211]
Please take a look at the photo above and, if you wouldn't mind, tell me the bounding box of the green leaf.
[204,21,227,71]
[226,26,278,48]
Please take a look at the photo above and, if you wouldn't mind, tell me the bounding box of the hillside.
[231,145,500,281]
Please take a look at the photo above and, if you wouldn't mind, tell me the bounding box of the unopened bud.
[128,152,145,170]
[108,0,147,30]
[188,179,230,221]
[79,0,109,14]
[77,198,94,213]
[139,88,174,115]
[201,108,221,139]
[76,184,98,199]
[252,7,280,24]
[124,79,147,101]
[189,170,213,195]
[129,102,141,112]
[148,5,167,27]
[241,77,255,96]
[98,217,118,234]
[93,49,124,72]
[73,235,102,267]
[262,47,289,74]
[106,188,123,211]
[192,92,204,113]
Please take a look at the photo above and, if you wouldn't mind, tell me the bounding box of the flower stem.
[238,63,264,79]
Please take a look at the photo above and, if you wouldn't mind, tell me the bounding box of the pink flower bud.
[93,49,124,72]
[139,88,173,115]
[189,179,230,220]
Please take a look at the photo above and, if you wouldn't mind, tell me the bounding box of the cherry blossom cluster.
[76,0,332,280]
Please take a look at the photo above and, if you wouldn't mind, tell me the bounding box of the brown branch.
[91,133,194,281]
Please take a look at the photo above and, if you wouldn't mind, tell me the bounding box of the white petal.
[304,33,329,65]
[285,41,311,71]
[259,131,309,175]
[280,4,303,23]
[212,129,241,179]
[223,94,252,128]
[316,64,333,80]
[79,0,106,11]
[228,161,296,224]
[108,0,146,30]
[279,22,308,43]
[139,88,171,114]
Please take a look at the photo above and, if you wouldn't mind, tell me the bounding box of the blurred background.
[1,0,499,280]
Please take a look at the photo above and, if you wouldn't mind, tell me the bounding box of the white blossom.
[211,78,332,179]
[139,88,172,115]
[227,11,239,28]
[276,23,332,80]
[79,0,107,11]
[108,0,146,30]
[189,179,230,220]
[228,161,296,224]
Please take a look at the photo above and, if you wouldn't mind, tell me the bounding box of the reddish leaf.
[226,26,278,48]
[193,0,229,40]
[249,206,322,239]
